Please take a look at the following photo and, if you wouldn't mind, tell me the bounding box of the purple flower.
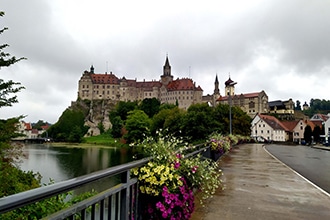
[191,166,198,173]
[162,210,168,218]
[156,201,166,212]
[176,153,182,159]
[174,161,180,169]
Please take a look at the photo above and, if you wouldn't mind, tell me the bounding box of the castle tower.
[214,74,220,96]
[161,55,173,86]
[225,76,236,96]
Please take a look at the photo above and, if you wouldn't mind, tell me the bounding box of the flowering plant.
[131,132,222,219]
[210,133,231,154]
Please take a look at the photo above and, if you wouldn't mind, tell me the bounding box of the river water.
[19,143,133,185]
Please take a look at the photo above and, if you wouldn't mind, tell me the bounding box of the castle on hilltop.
[78,56,204,109]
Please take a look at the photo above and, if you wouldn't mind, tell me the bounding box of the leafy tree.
[0,11,41,199]
[159,103,177,111]
[231,106,252,136]
[313,125,321,143]
[138,98,160,118]
[47,108,88,142]
[295,100,301,111]
[113,100,138,121]
[110,116,123,138]
[213,104,230,134]
[124,110,151,143]
[32,120,50,130]
[181,103,215,141]
[162,107,186,138]
[304,125,312,144]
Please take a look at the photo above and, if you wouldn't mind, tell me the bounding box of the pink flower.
[176,153,182,159]
[191,166,198,173]
[174,161,180,169]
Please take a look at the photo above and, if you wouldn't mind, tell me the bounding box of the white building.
[251,114,288,142]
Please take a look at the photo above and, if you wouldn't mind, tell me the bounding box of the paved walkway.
[191,143,330,220]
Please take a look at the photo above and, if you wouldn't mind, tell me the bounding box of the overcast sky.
[1,0,330,123]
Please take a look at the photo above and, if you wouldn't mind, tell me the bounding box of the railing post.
[120,170,130,220]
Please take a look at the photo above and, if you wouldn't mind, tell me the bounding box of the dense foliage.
[111,100,252,144]
[47,108,89,142]
[299,98,330,117]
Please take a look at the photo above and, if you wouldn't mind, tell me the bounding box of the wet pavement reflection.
[191,144,330,220]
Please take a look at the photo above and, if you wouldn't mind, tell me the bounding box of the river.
[18,143,134,185]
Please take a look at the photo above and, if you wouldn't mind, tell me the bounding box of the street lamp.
[228,81,237,135]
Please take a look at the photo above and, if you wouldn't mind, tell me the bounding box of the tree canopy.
[1,11,41,199]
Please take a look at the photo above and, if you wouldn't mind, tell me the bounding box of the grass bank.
[82,133,127,148]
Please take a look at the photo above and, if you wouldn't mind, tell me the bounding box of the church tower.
[214,74,220,96]
[225,76,236,96]
[161,55,173,86]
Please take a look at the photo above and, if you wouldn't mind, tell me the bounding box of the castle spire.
[163,55,171,76]
[214,74,220,95]
[90,65,94,74]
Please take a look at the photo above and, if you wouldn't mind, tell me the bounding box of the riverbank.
[48,142,118,149]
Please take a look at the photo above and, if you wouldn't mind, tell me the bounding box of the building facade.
[251,114,288,142]
[77,56,203,110]
[216,77,269,118]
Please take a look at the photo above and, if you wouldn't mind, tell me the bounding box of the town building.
[281,119,307,143]
[251,114,288,142]
[15,121,49,140]
[268,99,295,120]
[77,56,203,110]
[216,77,269,118]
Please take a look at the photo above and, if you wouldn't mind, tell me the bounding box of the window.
[249,101,255,109]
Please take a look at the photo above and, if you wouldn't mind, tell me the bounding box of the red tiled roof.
[217,92,262,101]
[311,113,329,122]
[136,81,162,89]
[41,125,49,130]
[167,78,201,91]
[281,121,300,131]
[24,122,32,130]
[258,114,289,131]
[91,73,119,84]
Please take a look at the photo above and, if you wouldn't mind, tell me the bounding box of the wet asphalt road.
[265,144,330,194]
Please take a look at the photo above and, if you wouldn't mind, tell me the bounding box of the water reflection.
[20,144,132,184]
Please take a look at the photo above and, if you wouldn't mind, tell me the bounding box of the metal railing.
[0,144,211,219]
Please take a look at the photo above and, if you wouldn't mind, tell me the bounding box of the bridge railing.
[0,144,211,220]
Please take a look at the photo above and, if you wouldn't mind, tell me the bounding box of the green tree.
[114,100,138,121]
[313,125,321,143]
[32,120,49,130]
[181,103,215,141]
[295,100,301,111]
[139,98,160,118]
[47,108,88,142]
[0,11,41,199]
[124,110,151,143]
[231,106,252,136]
[162,107,186,138]
[213,104,230,134]
[304,125,312,144]
[110,116,123,138]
